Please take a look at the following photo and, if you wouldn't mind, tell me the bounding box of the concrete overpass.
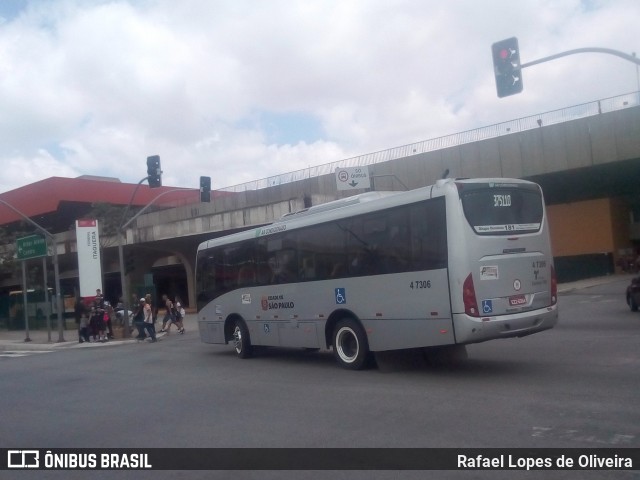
[59,92,640,308]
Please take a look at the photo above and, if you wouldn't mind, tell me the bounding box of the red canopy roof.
[0,177,201,225]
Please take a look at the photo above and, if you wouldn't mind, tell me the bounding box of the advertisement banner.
[76,219,103,298]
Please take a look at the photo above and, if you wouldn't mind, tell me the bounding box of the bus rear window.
[459,185,543,235]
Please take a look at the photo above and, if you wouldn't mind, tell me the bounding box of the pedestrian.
[174,295,185,334]
[79,312,90,343]
[145,294,157,323]
[89,300,106,342]
[159,294,183,334]
[103,301,115,339]
[132,298,147,342]
[95,288,104,307]
[74,297,85,343]
[77,302,90,343]
[143,298,157,342]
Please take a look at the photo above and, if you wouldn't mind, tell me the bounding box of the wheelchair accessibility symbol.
[481,299,493,314]
[335,288,346,304]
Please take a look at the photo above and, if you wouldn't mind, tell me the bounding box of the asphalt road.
[1,278,639,480]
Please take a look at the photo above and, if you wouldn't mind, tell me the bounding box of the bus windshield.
[458,183,543,235]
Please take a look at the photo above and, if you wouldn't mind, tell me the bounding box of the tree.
[83,203,141,249]
[0,224,34,278]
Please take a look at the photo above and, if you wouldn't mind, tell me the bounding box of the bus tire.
[232,318,252,359]
[332,318,369,370]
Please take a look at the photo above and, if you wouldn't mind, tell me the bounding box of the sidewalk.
[0,316,194,352]
[556,272,634,293]
[0,274,634,352]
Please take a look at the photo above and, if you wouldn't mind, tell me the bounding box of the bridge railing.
[218,91,640,193]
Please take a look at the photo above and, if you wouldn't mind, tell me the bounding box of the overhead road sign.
[336,167,371,191]
[16,235,48,260]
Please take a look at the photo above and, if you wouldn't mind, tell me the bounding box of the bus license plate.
[509,295,527,306]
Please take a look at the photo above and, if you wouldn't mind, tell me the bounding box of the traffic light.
[146,155,162,188]
[200,176,211,203]
[492,37,523,98]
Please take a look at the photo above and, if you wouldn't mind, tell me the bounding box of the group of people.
[74,289,186,344]
[74,289,114,343]
[130,293,185,343]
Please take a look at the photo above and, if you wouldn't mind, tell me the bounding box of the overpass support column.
[175,252,196,311]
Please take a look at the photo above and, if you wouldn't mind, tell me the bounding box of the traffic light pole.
[117,183,199,337]
[493,39,640,99]
[117,176,150,338]
[521,47,640,69]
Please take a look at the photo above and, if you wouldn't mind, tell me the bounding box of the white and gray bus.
[196,178,558,369]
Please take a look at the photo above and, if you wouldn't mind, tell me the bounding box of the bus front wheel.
[332,318,369,370]
[232,319,252,359]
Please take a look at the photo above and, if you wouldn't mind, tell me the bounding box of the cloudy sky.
[0,0,638,194]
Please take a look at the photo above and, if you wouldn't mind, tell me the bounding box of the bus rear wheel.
[332,318,369,370]
[232,319,252,359]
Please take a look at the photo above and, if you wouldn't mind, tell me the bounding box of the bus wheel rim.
[336,326,359,363]
[233,326,243,353]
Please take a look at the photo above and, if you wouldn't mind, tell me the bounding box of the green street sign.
[16,234,48,260]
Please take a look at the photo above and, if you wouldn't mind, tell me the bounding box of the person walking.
[174,295,185,334]
[103,301,115,339]
[145,294,158,324]
[132,298,147,342]
[159,294,183,334]
[143,298,157,342]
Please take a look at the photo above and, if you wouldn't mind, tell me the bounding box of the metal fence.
[219,91,640,193]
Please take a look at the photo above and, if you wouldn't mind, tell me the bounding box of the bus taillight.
[463,273,479,317]
[550,264,558,305]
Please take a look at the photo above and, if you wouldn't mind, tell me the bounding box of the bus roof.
[196,177,538,252]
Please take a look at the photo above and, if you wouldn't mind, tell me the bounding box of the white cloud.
[0,0,638,194]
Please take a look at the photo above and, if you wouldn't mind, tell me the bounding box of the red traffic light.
[491,37,523,98]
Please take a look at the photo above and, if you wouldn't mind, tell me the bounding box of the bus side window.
[300,256,316,280]
[256,263,273,284]
[271,249,298,284]
[329,262,346,278]
[237,265,255,287]
[410,198,447,270]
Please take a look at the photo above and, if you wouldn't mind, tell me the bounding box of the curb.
[0,332,169,352]
[557,273,634,294]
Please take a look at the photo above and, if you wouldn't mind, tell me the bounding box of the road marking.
[532,426,636,445]
[0,350,54,358]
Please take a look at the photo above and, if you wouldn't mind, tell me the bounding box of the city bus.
[195,177,558,369]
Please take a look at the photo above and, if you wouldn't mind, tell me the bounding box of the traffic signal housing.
[146,155,162,188]
[200,176,211,203]
[492,37,523,98]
